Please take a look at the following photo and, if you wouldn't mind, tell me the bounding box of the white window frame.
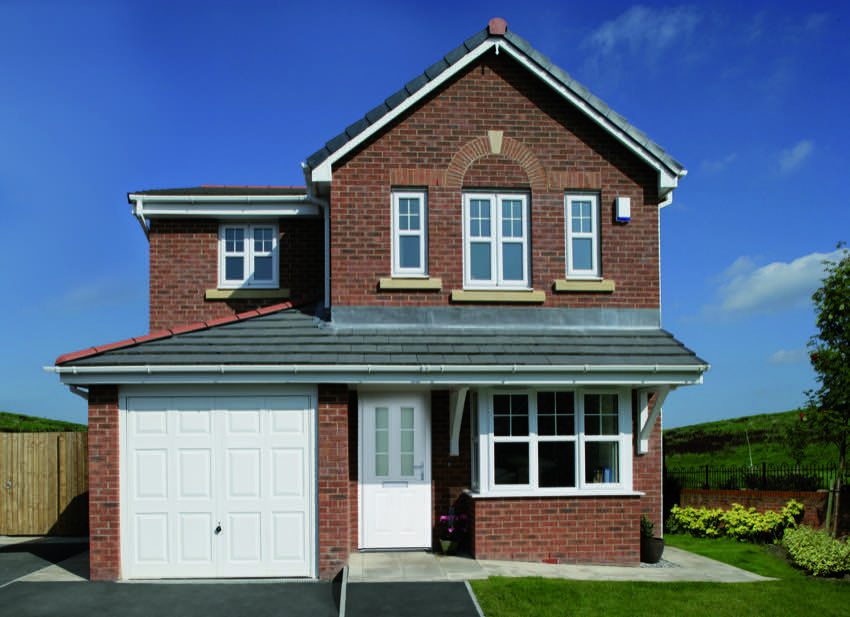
[476,388,633,496]
[565,194,600,278]
[217,222,279,289]
[463,192,530,289]
[391,191,427,277]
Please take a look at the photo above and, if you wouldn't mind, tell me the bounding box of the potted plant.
[640,514,665,564]
[438,510,469,555]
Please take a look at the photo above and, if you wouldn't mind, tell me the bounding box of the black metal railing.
[665,462,847,492]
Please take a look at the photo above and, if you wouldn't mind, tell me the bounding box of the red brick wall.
[88,385,120,581]
[471,496,640,564]
[317,384,352,579]
[330,53,659,308]
[680,489,850,534]
[148,217,323,332]
[634,396,663,534]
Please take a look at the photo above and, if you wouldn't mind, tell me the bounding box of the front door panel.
[361,393,431,549]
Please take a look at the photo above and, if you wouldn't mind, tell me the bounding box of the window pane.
[401,453,414,476]
[375,454,389,477]
[585,394,618,435]
[501,200,523,238]
[375,407,389,477]
[572,238,593,271]
[493,415,510,437]
[225,228,244,253]
[538,392,575,436]
[493,394,528,437]
[399,236,421,269]
[494,442,529,485]
[254,227,273,252]
[400,407,414,429]
[254,255,273,280]
[539,441,576,488]
[470,199,491,237]
[585,442,619,483]
[225,256,244,281]
[470,242,491,280]
[375,407,388,430]
[502,243,524,281]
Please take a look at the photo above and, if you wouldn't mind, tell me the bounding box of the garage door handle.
[215,523,222,535]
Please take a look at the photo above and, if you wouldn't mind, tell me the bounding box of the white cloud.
[767,348,808,365]
[711,249,844,315]
[701,153,737,173]
[778,140,814,172]
[583,5,701,65]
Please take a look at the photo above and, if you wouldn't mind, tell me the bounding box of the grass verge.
[664,534,804,579]
[0,411,86,432]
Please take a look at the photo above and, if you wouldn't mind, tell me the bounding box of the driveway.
[0,538,88,587]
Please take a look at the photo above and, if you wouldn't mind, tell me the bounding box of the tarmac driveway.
[0,538,88,587]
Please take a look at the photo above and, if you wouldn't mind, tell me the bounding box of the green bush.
[781,526,850,576]
[666,500,804,543]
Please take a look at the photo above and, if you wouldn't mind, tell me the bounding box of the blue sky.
[1,1,847,428]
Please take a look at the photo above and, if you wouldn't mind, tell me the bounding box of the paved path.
[348,546,773,583]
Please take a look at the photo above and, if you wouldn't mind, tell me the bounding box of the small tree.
[780,413,810,465]
[807,244,850,536]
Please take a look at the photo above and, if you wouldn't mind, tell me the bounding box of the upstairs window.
[218,223,278,288]
[565,194,600,278]
[391,191,427,276]
[463,193,529,289]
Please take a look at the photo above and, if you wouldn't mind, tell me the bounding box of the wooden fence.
[0,432,88,535]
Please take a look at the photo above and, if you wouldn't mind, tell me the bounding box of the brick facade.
[330,53,659,309]
[148,217,323,332]
[87,385,120,581]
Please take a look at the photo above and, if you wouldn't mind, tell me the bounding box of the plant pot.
[640,536,665,564]
[440,539,458,555]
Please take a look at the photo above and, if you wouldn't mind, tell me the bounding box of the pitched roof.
[305,18,685,182]
[55,301,707,372]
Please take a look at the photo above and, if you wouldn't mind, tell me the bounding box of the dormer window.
[218,223,279,289]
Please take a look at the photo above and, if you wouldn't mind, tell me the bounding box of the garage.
[122,389,315,579]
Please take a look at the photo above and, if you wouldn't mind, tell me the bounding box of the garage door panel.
[135,513,169,563]
[272,448,305,498]
[178,409,211,435]
[226,512,262,562]
[135,450,168,499]
[178,449,212,499]
[272,512,306,562]
[178,513,213,563]
[126,392,314,579]
[226,448,261,498]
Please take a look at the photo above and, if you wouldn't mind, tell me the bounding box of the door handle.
[215,522,222,535]
[413,463,425,480]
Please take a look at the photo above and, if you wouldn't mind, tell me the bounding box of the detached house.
[49,18,707,581]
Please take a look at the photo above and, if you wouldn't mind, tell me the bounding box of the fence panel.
[0,432,88,535]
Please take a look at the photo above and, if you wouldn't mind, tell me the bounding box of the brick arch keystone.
[445,134,547,191]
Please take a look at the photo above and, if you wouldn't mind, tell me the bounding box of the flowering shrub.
[438,512,469,541]
[782,526,850,576]
[667,500,804,543]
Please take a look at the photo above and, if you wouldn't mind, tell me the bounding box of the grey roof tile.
[385,88,408,110]
[405,74,429,94]
[325,133,349,153]
[365,103,390,124]
[345,118,370,138]
[463,29,488,50]
[424,59,448,80]
[444,44,467,66]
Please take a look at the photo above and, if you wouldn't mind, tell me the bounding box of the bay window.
[478,389,631,494]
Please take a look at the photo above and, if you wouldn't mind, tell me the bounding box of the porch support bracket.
[637,386,671,455]
[448,387,469,457]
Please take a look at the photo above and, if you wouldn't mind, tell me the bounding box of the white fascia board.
[310,41,497,184]
[47,363,708,387]
[129,193,322,218]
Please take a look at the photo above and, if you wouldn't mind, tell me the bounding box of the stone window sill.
[553,279,615,293]
[205,288,290,300]
[378,277,442,291]
[450,289,546,303]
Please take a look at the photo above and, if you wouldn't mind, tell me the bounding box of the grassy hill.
[0,411,86,432]
[664,409,837,469]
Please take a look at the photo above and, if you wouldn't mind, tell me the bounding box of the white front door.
[360,392,431,549]
[124,392,314,579]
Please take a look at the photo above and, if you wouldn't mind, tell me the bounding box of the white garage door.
[124,393,315,579]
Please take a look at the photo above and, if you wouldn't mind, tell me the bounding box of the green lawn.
[470,536,849,617]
